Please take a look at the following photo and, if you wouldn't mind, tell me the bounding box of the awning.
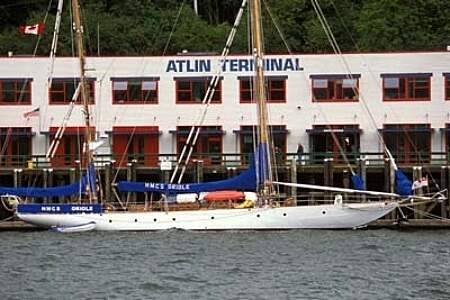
[306,127,361,134]
[45,127,96,136]
[380,73,432,78]
[108,126,161,135]
[170,128,225,135]
[110,76,160,81]
[379,127,433,133]
[233,128,290,135]
[309,74,361,80]
[173,76,223,81]
[237,75,288,80]
[0,128,34,136]
[439,127,450,132]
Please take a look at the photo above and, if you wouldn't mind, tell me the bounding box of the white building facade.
[0,51,449,168]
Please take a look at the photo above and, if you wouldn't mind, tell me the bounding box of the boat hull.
[17,202,397,230]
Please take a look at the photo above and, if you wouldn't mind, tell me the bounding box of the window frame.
[239,76,287,103]
[49,78,95,105]
[382,74,431,102]
[175,126,223,165]
[111,77,159,104]
[310,75,360,103]
[382,124,431,163]
[175,77,222,104]
[0,78,32,105]
[0,127,32,166]
[308,124,360,162]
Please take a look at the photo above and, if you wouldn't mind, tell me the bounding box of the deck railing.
[0,151,449,170]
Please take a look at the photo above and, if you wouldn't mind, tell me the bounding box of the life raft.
[203,190,245,202]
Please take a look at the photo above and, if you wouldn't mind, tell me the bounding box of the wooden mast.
[71,0,96,202]
[250,0,272,197]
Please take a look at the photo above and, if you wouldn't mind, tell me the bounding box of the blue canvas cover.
[118,163,256,193]
[0,178,86,198]
[351,174,365,190]
[117,146,266,194]
[395,169,413,196]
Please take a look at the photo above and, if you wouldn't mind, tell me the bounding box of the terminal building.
[0,51,449,184]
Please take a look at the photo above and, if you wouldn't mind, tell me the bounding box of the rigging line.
[261,0,291,54]
[262,0,358,176]
[171,0,248,184]
[110,1,187,184]
[311,0,396,170]
[162,0,185,56]
[1,0,53,161]
[264,0,358,177]
[327,0,440,190]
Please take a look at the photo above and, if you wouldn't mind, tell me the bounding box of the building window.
[311,76,359,102]
[112,126,159,167]
[49,78,95,104]
[49,127,95,167]
[382,124,431,163]
[175,126,223,165]
[175,78,221,104]
[112,78,159,104]
[238,125,287,164]
[239,77,286,103]
[445,74,450,101]
[308,125,360,163]
[0,79,32,105]
[382,74,431,101]
[0,127,32,166]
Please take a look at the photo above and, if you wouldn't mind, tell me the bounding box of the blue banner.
[17,204,102,214]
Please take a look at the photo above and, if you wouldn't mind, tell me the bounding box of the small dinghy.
[52,221,96,233]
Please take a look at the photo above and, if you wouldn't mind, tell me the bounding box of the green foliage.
[0,0,448,56]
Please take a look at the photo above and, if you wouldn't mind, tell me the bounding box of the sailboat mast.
[71,0,96,202]
[250,0,272,195]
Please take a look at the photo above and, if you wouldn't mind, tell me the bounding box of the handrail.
[0,151,449,169]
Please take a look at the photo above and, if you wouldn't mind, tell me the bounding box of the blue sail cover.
[351,174,365,190]
[395,169,413,196]
[0,177,86,198]
[118,163,256,193]
[117,145,268,194]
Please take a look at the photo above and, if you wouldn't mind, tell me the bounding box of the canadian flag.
[19,23,45,35]
[412,177,428,190]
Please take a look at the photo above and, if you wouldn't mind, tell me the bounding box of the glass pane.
[343,88,357,100]
[384,78,399,88]
[270,79,284,89]
[114,90,127,102]
[142,81,157,90]
[143,90,157,102]
[312,79,328,88]
[270,91,284,101]
[192,81,205,102]
[66,82,77,102]
[51,92,65,102]
[342,79,356,88]
[128,81,141,101]
[241,79,252,90]
[384,88,398,99]
[313,88,327,100]
[177,81,190,90]
[178,91,191,102]
[241,91,252,102]
[113,81,127,90]
[415,88,429,99]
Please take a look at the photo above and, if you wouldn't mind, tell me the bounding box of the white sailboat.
[15,0,404,231]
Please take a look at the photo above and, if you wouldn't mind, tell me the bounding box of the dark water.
[1,229,450,300]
